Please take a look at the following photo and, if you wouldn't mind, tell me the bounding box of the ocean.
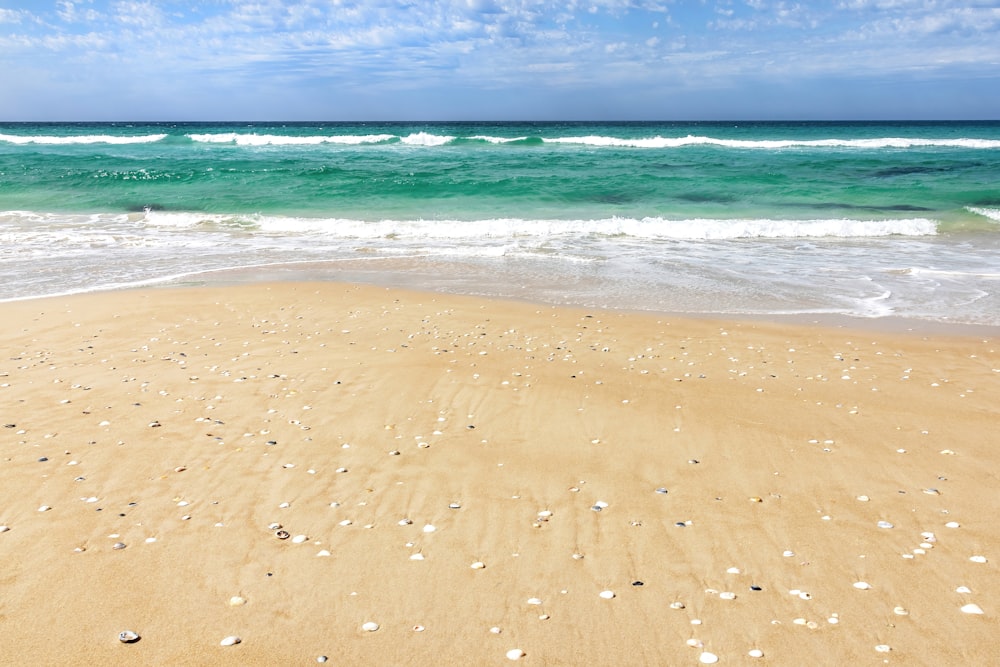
[1,121,998,328]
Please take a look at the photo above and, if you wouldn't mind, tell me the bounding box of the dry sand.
[0,282,997,666]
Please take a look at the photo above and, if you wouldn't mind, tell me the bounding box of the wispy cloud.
[0,0,997,119]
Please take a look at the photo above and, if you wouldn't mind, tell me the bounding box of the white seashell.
[782,550,795,557]
[409,553,424,560]
[748,649,764,658]
[599,590,615,599]
[537,510,552,517]
[853,582,872,590]
[798,592,812,600]
[118,630,140,643]
[422,524,436,533]
[946,521,961,528]
[317,550,331,557]
[490,627,502,634]
[726,567,741,574]
[361,622,379,632]
[875,645,891,653]
[594,500,609,509]
[961,603,984,615]
[526,597,542,605]
[38,505,51,512]
[699,652,719,664]
[268,523,282,530]
[956,586,972,594]
[827,616,839,625]
[291,534,308,544]
[893,606,909,615]
[471,561,486,569]
[506,648,525,660]
[877,520,894,529]
[856,495,870,502]
[669,601,685,609]
[793,618,807,625]
[720,592,737,600]
[220,636,241,646]
[275,530,290,540]
[970,555,988,563]
[112,542,127,550]
[449,503,461,509]
[228,596,246,606]
[0,526,9,533]
[338,520,352,527]
[686,638,703,648]
[398,519,413,525]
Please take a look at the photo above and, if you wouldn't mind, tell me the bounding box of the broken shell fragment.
[118,630,140,643]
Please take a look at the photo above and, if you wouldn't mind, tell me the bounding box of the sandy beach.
[0,281,997,666]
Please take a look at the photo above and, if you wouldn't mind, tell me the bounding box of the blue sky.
[1,1,998,120]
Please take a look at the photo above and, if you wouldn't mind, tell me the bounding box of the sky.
[0,0,998,121]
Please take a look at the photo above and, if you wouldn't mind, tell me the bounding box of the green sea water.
[1,121,999,325]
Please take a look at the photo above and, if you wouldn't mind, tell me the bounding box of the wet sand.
[0,282,997,665]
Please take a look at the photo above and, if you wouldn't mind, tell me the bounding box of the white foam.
[399,132,454,146]
[543,135,1000,150]
[186,133,395,146]
[967,206,1000,222]
[136,212,938,240]
[469,135,528,144]
[0,133,168,145]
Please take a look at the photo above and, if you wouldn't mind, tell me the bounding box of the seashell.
[798,592,812,600]
[720,592,737,600]
[956,586,972,594]
[538,614,550,620]
[267,523,282,530]
[526,597,542,605]
[506,648,525,660]
[877,520,894,529]
[449,503,462,509]
[748,649,764,658]
[229,596,246,606]
[599,590,615,599]
[782,550,795,557]
[945,521,961,528]
[853,581,872,590]
[655,487,668,494]
[961,603,984,615]
[594,500,609,509]
[412,625,425,632]
[0,526,9,533]
[220,636,241,646]
[112,542,127,550]
[275,530,290,540]
[686,639,703,648]
[317,550,331,557]
[338,520,352,526]
[669,601,685,609]
[422,524,436,533]
[471,561,486,569]
[856,495,870,502]
[726,567,741,574]
[398,518,413,525]
[291,534,308,544]
[409,553,424,560]
[118,630,140,643]
[699,652,719,664]
[875,645,891,653]
[38,505,51,512]
[922,488,940,495]
[970,555,988,563]
[537,510,553,517]
[490,627,502,634]
[317,657,328,663]
[361,621,379,632]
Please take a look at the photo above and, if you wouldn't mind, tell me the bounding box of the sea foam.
[0,133,168,145]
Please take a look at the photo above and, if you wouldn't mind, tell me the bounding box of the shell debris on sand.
[118,630,140,643]
[506,648,526,660]
[219,636,241,646]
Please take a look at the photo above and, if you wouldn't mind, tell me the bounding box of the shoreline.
[1,280,997,665]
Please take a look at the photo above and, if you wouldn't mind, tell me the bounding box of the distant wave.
[186,132,396,145]
[7,131,997,150]
[139,211,938,240]
[0,133,168,145]
[542,135,1000,149]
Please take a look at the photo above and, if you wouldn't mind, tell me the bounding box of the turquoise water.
[2,121,999,326]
